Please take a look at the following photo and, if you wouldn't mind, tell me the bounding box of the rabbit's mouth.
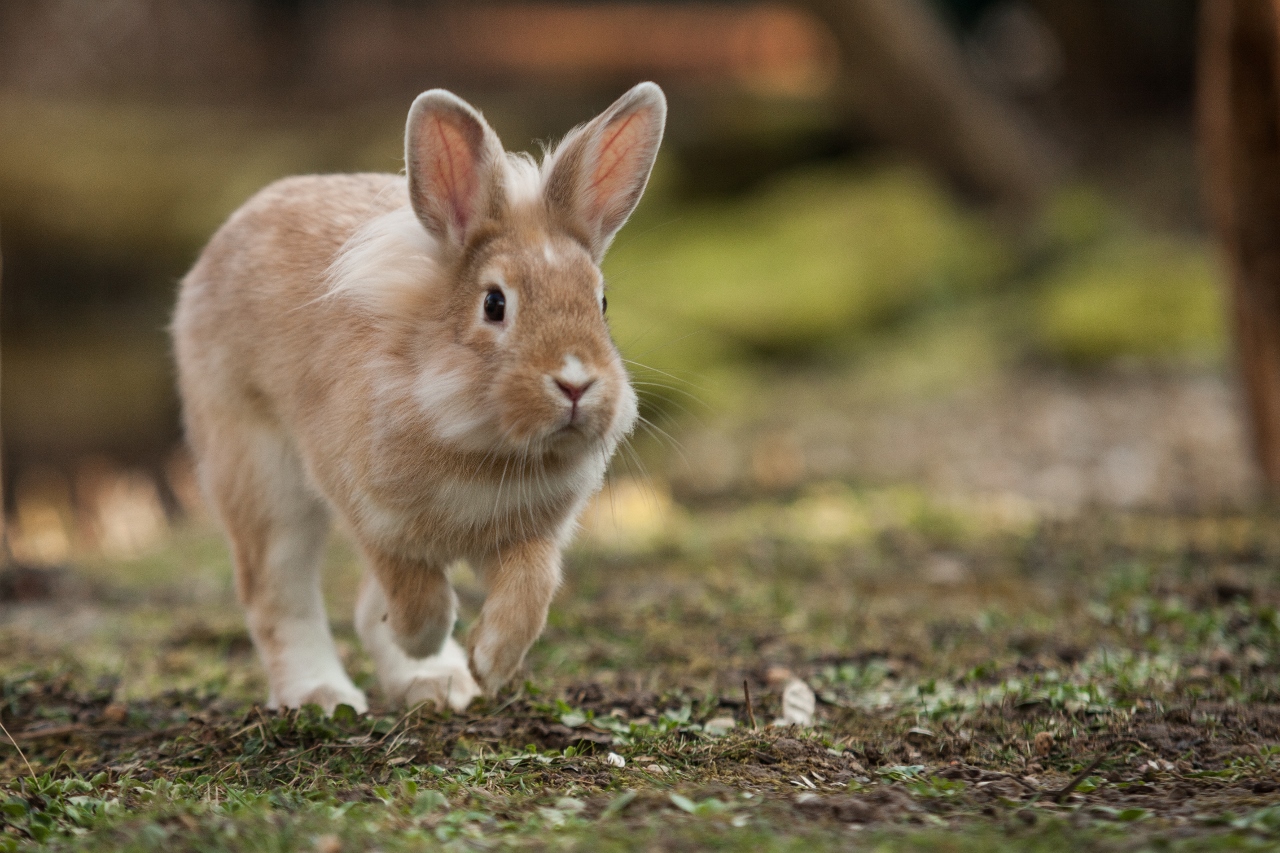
[546,416,608,453]
[551,419,589,443]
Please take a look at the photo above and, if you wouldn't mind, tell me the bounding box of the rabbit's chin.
[546,423,611,455]
[505,421,614,461]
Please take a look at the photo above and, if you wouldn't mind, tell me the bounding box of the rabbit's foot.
[269,678,368,715]
[381,637,480,712]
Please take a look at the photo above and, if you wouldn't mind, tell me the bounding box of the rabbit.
[172,83,666,714]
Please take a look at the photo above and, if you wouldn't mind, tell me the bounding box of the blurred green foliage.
[1033,238,1223,366]
[606,165,1013,364]
[607,166,1226,384]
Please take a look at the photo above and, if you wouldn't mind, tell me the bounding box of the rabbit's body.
[173,85,665,713]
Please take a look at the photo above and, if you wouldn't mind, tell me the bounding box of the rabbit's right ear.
[405,90,505,249]
[544,82,667,260]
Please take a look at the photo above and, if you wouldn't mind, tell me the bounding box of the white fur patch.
[557,355,591,387]
[415,361,488,442]
[504,153,544,207]
[351,492,409,550]
[253,611,368,713]
[326,205,438,316]
[438,461,588,531]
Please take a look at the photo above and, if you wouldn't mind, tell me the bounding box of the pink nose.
[556,379,593,403]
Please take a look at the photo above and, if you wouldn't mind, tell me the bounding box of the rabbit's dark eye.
[483,289,506,323]
[601,295,608,316]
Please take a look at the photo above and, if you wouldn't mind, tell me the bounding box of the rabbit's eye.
[601,295,608,316]
[483,289,506,323]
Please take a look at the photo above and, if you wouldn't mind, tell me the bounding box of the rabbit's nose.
[556,379,594,403]
[553,355,596,404]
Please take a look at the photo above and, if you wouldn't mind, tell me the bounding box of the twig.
[377,702,429,746]
[1044,738,1144,804]
[743,680,757,731]
[0,717,35,779]
[9,723,85,741]
[985,770,1039,793]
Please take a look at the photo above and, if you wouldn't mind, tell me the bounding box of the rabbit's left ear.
[544,82,666,260]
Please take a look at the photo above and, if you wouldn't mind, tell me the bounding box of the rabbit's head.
[387,83,666,460]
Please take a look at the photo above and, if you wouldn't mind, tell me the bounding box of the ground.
[1,361,1279,852]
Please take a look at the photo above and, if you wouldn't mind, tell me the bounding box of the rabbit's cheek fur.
[413,358,500,450]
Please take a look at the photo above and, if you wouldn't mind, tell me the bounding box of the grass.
[1,486,1279,850]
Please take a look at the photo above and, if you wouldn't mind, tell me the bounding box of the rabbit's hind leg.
[204,421,366,714]
[354,563,480,711]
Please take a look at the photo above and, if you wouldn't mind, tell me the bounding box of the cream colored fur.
[172,83,666,712]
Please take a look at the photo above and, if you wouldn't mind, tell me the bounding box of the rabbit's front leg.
[468,538,561,694]
[355,550,479,711]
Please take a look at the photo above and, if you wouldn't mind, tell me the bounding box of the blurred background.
[0,0,1247,568]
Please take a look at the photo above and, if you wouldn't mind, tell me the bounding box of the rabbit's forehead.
[478,233,602,296]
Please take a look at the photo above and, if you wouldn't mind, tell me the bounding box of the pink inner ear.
[425,114,480,237]
[588,109,653,221]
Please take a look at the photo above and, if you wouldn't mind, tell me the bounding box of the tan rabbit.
[172,83,666,713]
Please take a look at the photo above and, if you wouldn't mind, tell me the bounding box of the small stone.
[704,716,736,736]
[1033,731,1054,756]
[773,738,805,757]
[905,727,935,746]
[102,703,128,725]
[794,792,824,810]
[774,679,816,727]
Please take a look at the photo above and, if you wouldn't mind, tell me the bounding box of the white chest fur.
[347,452,606,559]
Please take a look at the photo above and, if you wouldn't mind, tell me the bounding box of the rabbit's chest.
[349,463,592,556]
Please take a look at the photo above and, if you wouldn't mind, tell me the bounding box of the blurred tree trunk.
[798,0,1060,211]
[1199,0,1280,492]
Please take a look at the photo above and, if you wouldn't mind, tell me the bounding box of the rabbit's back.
[174,172,406,426]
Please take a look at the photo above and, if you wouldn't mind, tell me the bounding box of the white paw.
[270,681,369,715]
[382,637,481,712]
